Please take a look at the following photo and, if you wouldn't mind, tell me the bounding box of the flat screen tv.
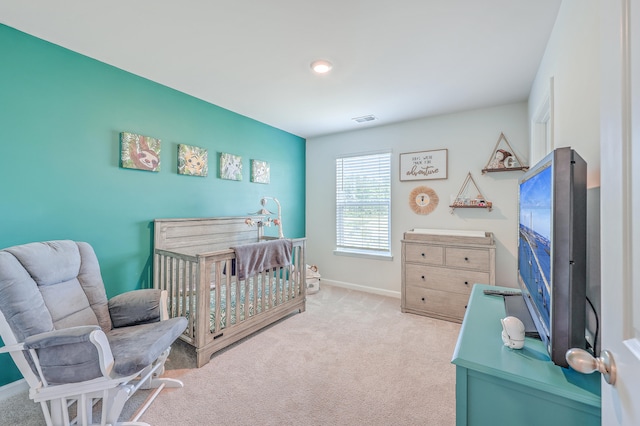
[517,147,587,367]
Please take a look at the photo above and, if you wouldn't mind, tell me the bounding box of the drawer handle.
[421,297,426,302]
[421,253,425,257]
[464,257,469,261]
[464,281,469,285]
[421,275,425,280]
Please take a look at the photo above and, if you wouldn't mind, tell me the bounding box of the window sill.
[333,249,393,261]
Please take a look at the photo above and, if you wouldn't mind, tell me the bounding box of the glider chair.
[0,240,188,426]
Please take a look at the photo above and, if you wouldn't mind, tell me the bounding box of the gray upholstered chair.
[0,240,188,426]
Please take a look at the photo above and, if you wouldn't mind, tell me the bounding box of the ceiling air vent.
[352,115,377,123]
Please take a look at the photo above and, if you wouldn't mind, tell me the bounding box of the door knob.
[566,348,617,385]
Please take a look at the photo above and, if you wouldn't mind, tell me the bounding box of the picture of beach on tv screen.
[518,165,552,331]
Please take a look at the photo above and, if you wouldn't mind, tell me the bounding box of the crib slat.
[188,260,195,337]
[286,266,291,301]
[168,257,176,318]
[252,276,258,316]
[280,266,286,305]
[243,278,249,320]
[187,260,195,339]
[195,256,209,348]
[238,278,243,323]
[180,259,186,319]
[225,265,232,330]
[266,269,273,309]
[258,270,264,311]
[213,259,222,333]
[219,259,225,332]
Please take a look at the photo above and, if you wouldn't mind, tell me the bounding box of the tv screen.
[518,164,552,337]
[517,147,587,367]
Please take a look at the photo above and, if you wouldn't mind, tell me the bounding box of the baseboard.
[320,279,401,299]
[0,379,28,401]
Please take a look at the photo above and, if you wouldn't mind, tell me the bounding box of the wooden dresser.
[401,229,495,322]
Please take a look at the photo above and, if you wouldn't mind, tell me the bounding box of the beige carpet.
[1,285,461,425]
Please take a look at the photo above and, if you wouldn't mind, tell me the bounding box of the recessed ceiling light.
[310,59,333,74]
[352,115,377,123]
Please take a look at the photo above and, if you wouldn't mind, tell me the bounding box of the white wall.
[305,0,601,301]
[528,0,600,184]
[306,102,529,296]
[528,0,601,349]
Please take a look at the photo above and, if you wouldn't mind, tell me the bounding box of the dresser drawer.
[404,243,443,265]
[404,264,488,294]
[445,247,490,271]
[404,286,470,321]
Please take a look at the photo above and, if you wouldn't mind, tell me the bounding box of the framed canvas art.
[220,152,242,181]
[399,149,447,181]
[251,159,270,184]
[178,144,208,176]
[120,132,161,172]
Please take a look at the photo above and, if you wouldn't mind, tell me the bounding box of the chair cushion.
[39,278,101,329]
[24,326,104,385]
[1,241,111,332]
[109,289,162,328]
[0,251,54,342]
[6,240,81,286]
[76,242,113,331]
[107,317,187,377]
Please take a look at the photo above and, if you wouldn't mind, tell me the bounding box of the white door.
[600,0,640,423]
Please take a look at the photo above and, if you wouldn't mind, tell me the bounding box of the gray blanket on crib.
[231,239,293,281]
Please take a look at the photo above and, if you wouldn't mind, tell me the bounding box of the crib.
[153,216,306,367]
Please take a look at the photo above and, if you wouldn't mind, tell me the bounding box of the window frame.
[334,150,393,261]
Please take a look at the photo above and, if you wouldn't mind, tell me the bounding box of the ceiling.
[0,1,562,139]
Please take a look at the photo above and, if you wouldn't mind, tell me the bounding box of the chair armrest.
[0,342,25,354]
[108,289,165,328]
[23,325,101,350]
[17,327,118,384]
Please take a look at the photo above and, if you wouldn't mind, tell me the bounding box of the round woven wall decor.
[409,186,439,215]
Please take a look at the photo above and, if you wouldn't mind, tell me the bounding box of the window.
[335,151,392,258]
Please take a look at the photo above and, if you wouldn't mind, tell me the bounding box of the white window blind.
[336,151,391,254]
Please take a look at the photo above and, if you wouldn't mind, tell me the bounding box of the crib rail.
[154,238,306,366]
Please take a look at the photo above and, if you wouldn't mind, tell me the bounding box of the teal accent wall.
[0,24,305,386]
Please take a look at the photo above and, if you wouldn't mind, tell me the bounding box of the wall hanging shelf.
[481,132,529,174]
[449,172,492,213]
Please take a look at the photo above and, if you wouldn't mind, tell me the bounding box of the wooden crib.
[153,216,306,367]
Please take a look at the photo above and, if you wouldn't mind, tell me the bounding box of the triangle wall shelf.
[481,132,529,174]
[449,172,492,213]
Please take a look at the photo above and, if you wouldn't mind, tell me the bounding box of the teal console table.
[451,284,601,426]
